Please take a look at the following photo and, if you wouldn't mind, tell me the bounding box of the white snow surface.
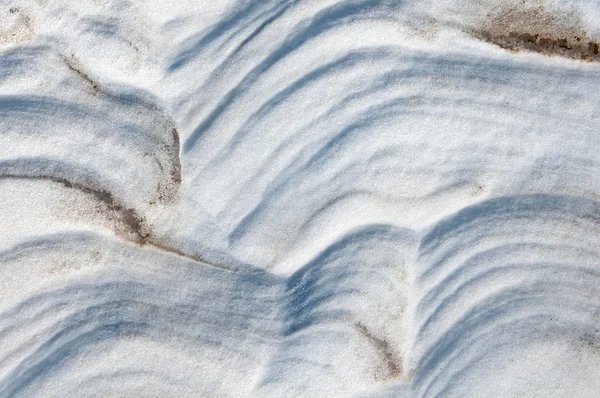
[2,0,600,396]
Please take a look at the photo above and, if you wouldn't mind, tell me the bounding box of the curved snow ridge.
[160,0,600,270]
[256,225,414,396]
[0,46,181,210]
[0,232,281,397]
[0,226,416,397]
[412,194,600,397]
[0,45,188,254]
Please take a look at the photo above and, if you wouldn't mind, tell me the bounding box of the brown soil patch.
[355,322,403,381]
[473,4,600,62]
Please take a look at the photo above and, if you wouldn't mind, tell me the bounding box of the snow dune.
[2,0,600,396]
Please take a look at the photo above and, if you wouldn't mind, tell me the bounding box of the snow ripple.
[2,0,600,396]
[414,195,600,397]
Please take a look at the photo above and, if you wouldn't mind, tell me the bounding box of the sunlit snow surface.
[2,0,600,396]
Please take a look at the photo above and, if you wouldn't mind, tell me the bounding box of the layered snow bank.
[2,0,600,396]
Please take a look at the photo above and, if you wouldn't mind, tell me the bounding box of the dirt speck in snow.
[0,7,34,46]
[60,53,103,94]
[156,128,182,203]
[579,330,600,355]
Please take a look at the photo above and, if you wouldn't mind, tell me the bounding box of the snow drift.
[2,0,600,396]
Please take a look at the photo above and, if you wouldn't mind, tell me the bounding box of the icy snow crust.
[2,0,600,396]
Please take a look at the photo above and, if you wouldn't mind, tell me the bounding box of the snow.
[2,0,600,396]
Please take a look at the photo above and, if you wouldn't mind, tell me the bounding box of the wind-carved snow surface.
[2,0,600,396]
